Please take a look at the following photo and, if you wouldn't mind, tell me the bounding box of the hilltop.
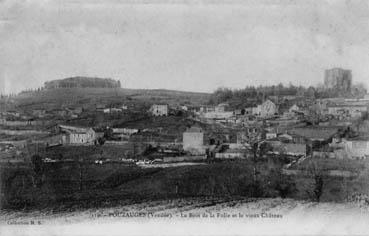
[12,87,210,111]
[44,77,121,89]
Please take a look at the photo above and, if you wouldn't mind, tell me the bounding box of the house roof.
[327,104,367,108]
[152,104,168,106]
[185,126,203,133]
[262,99,276,106]
[217,103,229,107]
[112,128,138,133]
[96,104,106,108]
[59,125,93,134]
[282,143,306,154]
[289,104,299,110]
[346,135,369,141]
[289,127,339,141]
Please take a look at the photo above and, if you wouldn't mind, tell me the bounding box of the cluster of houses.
[181,124,306,160]
[39,125,98,147]
[0,140,28,157]
[96,104,128,113]
[149,104,169,116]
[32,107,83,118]
[180,122,369,161]
[2,89,369,163]
[195,100,281,125]
[0,106,84,126]
[193,96,369,127]
[310,96,369,120]
[23,95,368,161]
[179,95,369,161]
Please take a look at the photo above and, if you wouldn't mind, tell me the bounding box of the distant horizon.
[1,1,369,94]
[1,70,333,95]
[1,71,366,96]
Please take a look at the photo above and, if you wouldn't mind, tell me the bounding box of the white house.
[289,104,299,113]
[58,125,96,145]
[215,151,244,159]
[32,109,45,118]
[244,107,253,115]
[150,104,168,116]
[112,128,139,136]
[282,143,307,156]
[103,108,123,113]
[202,111,234,119]
[341,137,369,159]
[266,132,277,139]
[253,100,278,118]
[183,126,205,155]
[215,103,229,113]
[68,130,95,144]
[180,105,188,111]
[327,104,367,118]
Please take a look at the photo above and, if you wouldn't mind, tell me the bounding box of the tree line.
[208,83,367,106]
[44,77,121,89]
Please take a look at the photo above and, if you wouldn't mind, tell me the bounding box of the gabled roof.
[289,104,299,110]
[112,128,138,134]
[185,126,203,133]
[345,135,369,141]
[151,104,168,106]
[281,143,306,155]
[217,103,229,107]
[289,126,339,141]
[58,125,94,134]
[327,104,367,108]
[262,99,276,106]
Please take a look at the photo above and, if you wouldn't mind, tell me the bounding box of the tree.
[306,86,316,98]
[31,154,43,187]
[31,154,43,176]
[306,159,324,202]
[238,126,267,197]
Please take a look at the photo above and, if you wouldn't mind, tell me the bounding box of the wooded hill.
[44,77,121,89]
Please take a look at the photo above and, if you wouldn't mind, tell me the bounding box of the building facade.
[58,125,96,144]
[183,126,205,155]
[150,104,168,116]
[215,103,229,113]
[68,129,96,144]
[253,100,278,117]
[324,68,352,91]
[327,104,367,118]
[342,138,369,159]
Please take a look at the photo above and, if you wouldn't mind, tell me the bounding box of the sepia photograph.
[1,0,369,235]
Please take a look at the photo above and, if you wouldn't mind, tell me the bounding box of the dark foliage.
[44,77,121,89]
[208,83,367,108]
[314,175,324,202]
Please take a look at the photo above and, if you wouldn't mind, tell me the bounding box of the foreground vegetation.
[1,158,368,211]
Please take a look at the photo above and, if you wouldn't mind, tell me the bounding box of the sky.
[1,0,369,94]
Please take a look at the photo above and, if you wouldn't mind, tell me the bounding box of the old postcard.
[1,0,369,235]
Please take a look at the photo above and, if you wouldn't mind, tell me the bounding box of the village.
[4,1,369,233]
[1,68,369,210]
[1,68,369,167]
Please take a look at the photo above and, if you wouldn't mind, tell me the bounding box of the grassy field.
[43,145,150,161]
[293,157,368,172]
[2,157,369,212]
[0,160,278,210]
